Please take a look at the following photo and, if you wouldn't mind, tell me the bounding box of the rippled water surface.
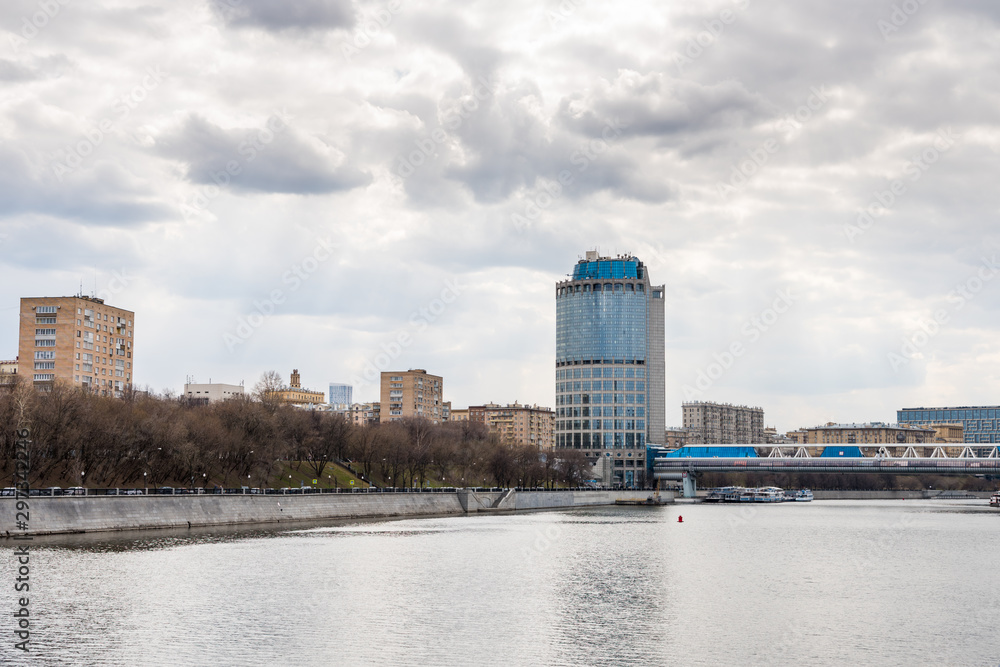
[2,500,999,666]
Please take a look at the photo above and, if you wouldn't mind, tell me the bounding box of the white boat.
[792,489,814,502]
[755,487,785,503]
[991,492,999,507]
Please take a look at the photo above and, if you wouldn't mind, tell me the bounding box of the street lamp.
[143,471,147,494]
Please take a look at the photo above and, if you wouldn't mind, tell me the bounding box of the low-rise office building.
[184,382,244,405]
[898,406,1000,444]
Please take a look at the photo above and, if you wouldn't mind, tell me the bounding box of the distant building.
[273,369,325,407]
[898,406,1000,444]
[786,429,807,444]
[450,408,469,422]
[763,426,795,445]
[0,358,17,388]
[469,402,555,448]
[329,383,353,406]
[442,400,452,422]
[664,427,689,448]
[18,295,134,396]
[349,402,380,426]
[184,382,244,405]
[929,423,964,443]
[798,422,935,445]
[683,401,764,444]
[380,369,444,423]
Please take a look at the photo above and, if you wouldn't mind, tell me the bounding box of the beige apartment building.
[349,402,381,426]
[682,401,764,444]
[380,369,444,423]
[0,358,17,388]
[664,427,689,448]
[450,408,469,422]
[929,423,964,443]
[469,402,555,449]
[18,296,134,396]
[795,422,936,445]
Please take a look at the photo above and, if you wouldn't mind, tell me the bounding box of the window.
[33,374,55,381]
[35,340,55,347]
[36,317,56,324]
[34,351,55,360]
[36,306,57,314]
[35,328,56,336]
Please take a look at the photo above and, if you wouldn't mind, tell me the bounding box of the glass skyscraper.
[329,383,353,406]
[555,251,665,487]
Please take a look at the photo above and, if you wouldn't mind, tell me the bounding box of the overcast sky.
[2,0,999,433]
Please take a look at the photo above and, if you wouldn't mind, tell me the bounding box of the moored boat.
[792,489,814,502]
[755,487,785,503]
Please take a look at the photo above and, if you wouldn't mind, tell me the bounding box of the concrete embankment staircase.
[491,488,515,510]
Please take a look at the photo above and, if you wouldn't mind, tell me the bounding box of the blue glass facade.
[329,383,353,406]
[556,254,665,488]
[898,406,1000,444]
[556,278,648,364]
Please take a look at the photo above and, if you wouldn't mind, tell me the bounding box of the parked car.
[64,487,86,496]
[158,487,174,495]
[125,489,144,496]
[1,487,16,497]
[45,487,63,496]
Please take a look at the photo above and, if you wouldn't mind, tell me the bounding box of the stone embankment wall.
[0,489,664,536]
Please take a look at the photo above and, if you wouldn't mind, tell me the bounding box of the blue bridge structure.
[648,445,1000,497]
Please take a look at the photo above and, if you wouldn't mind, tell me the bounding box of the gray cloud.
[0,146,169,226]
[217,0,354,32]
[154,114,372,195]
[1,0,1000,430]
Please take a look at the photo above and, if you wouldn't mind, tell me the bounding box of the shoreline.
[0,489,667,537]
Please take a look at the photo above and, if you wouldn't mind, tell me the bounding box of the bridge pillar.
[682,472,697,498]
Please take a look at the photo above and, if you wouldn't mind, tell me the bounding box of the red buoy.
[677,515,684,523]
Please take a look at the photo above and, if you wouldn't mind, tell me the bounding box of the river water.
[2,500,999,666]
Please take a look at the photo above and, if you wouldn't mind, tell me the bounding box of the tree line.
[0,373,590,489]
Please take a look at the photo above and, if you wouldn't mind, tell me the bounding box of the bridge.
[649,445,1000,497]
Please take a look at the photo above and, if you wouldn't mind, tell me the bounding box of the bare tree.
[252,370,285,409]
